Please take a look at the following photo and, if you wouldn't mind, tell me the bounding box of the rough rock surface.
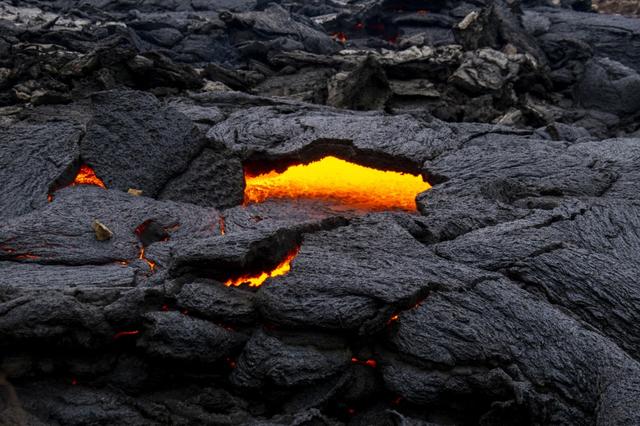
[2,0,640,425]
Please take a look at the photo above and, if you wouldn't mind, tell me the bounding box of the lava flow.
[243,156,430,211]
[72,164,106,188]
[224,247,300,288]
[49,164,106,201]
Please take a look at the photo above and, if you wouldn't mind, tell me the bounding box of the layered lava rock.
[3,0,640,425]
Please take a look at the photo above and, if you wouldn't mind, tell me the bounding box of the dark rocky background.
[1,0,640,425]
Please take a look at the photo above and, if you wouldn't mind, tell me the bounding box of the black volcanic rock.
[3,0,640,425]
[0,122,81,220]
[82,90,204,197]
[176,280,257,324]
[231,329,350,388]
[0,186,219,266]
[382,278,640,424]
[257,217,496,334]
[138,311,245,363]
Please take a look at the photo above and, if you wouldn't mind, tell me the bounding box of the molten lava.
[224,247,300,288]
[244,156,430,211]
[72,164,106,188]
[113,330,140,340]
[138,247,156,272]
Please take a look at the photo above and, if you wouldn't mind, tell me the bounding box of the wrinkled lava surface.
[2,0,640,425]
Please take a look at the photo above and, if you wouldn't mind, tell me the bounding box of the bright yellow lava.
[244,156,430,211]
[224,247,300,287]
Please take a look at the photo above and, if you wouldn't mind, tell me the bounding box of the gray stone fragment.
[91,220,113,241]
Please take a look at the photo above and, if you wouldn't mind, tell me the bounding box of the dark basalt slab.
[82,90,204,198]
[138,311,245,363]
[0,186,219,266]
[415,133,617,241]
[231,329,350,389]
[382,278,640,425]
[434,198,640,359]
[0,122,81,220]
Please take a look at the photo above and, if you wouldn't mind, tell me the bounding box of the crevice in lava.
[134,219,169,273]
[48,160,106,201]
[242,145,431,211]
[243,139,425,176]
[224,245,300,288]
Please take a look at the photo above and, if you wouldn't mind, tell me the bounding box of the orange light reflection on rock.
[224,247,300,288]
[244,156,430,211]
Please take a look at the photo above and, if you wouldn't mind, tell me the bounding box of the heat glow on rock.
[224,247,300,288]
[244,156,430,211]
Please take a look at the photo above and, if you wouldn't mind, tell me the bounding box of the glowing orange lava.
[224,247,300,288]
[138,246,156,272]
[243,156,430,211]
[72,164,106,188]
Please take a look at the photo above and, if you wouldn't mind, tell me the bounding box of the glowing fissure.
[72,164,106,188]
[224,246,300,288]
[138,246,156,272]
[113,330,140,340]
[243,156,430,211]
[49,164,106,202]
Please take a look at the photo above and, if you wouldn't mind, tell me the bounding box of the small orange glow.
[331,32,348,43]
[224,247,300,288]
[72,164,106,188]
[417,9,428,15]
[351,357,377,368]
[14,254,39,260]
[138,246,156,272]
[113,330,140,340]
[244,156,430,211]
[226,357,237,369]
[219,216,226,235]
